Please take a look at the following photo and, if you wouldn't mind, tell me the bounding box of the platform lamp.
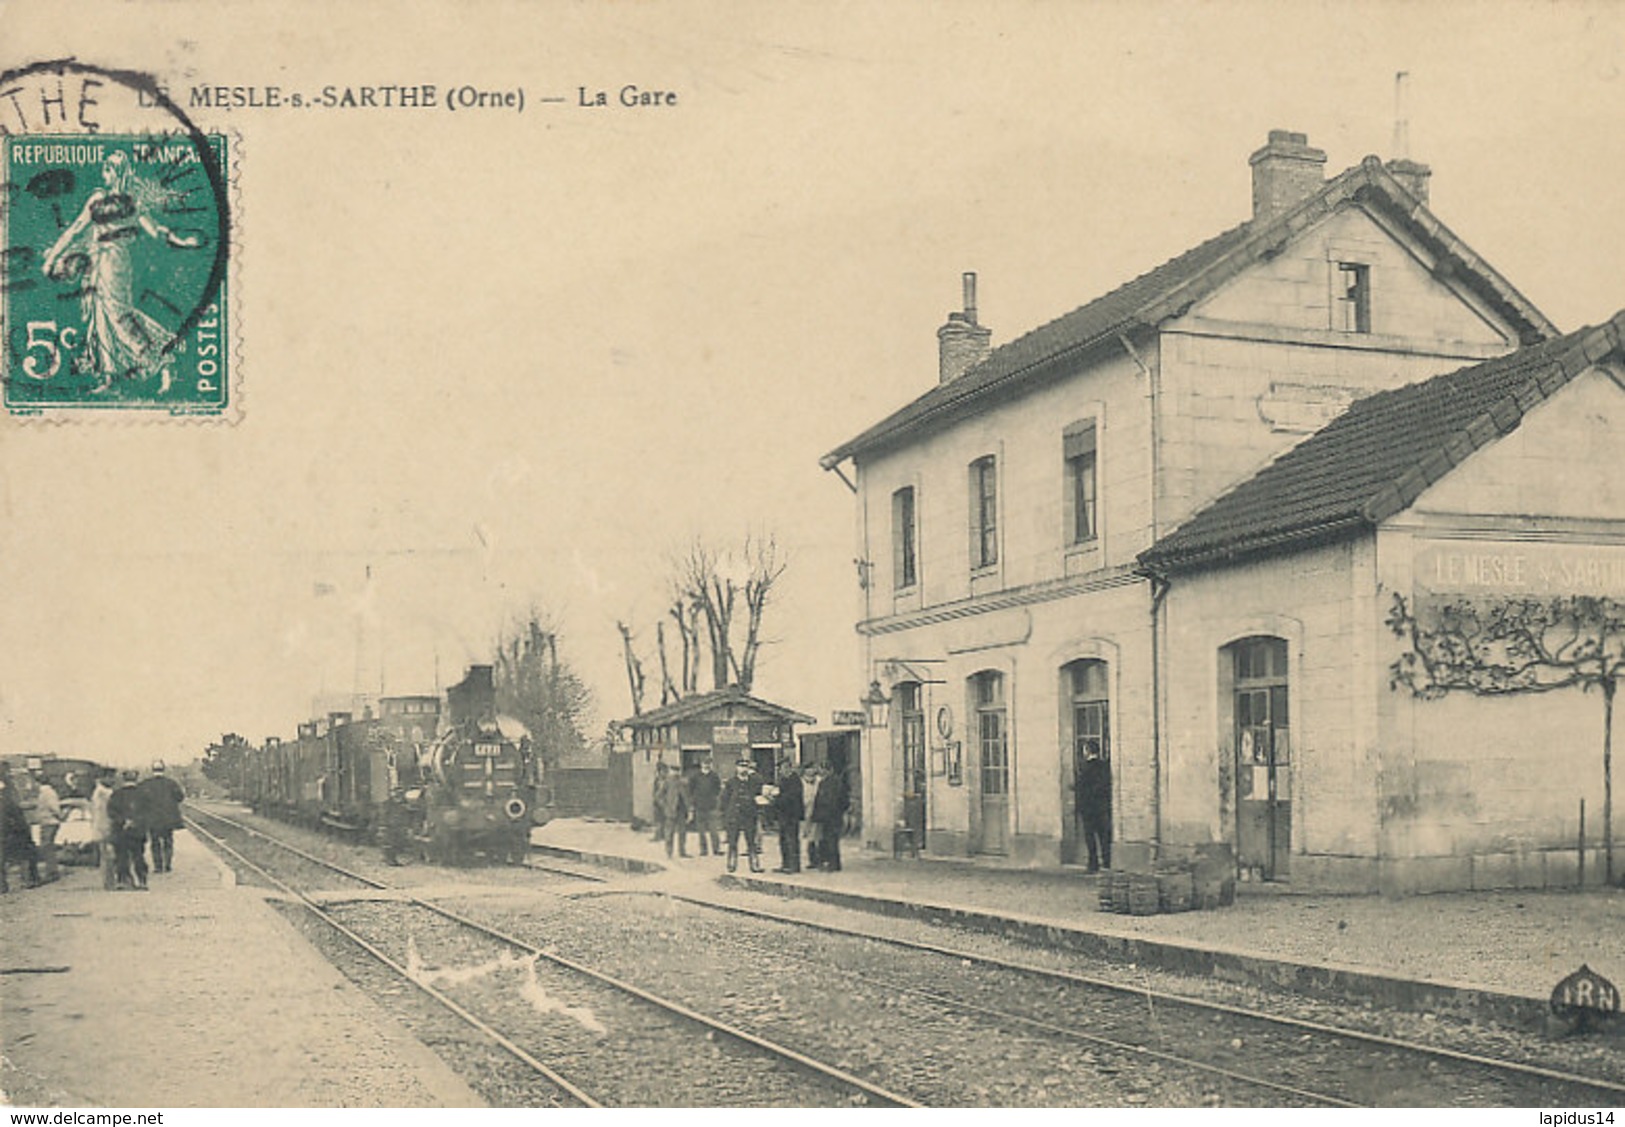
[863,680,891,730]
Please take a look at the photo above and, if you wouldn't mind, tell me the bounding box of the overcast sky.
[2,1,1622,767]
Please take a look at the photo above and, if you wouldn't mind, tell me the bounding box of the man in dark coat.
[771,760,805,874]
[0,771,40,892]
[380,786,411,865]
[659,764,692,859]
[107,769,149,890]
[1074,750,1112,873]
[688,758,722,857]
[810,758,850,872]
[719,757,765,874]
[137,760,186,873]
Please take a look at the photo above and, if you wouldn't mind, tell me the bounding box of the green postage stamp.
[3,131,229,415]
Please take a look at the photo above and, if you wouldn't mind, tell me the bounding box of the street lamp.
[863,680,891,729]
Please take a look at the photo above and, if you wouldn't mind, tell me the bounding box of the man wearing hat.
[31,767,64,884]
[137,760,186,874]
[107,769,149,890]
[770,759,805,874]
[719,756,766,874]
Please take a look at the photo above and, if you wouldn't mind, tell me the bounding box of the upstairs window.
[1336,262,1371,333]
[892,486,918,590]
[1063,423,1098,546]
[969,455,998,570]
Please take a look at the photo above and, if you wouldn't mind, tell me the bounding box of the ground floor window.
[971,670,1010,854]
[1229,636,1291,880]
[1063,659,1111,869]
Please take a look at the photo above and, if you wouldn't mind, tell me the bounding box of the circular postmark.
[0,58,231,414]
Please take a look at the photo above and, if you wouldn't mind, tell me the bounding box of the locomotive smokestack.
[447,664,497,727]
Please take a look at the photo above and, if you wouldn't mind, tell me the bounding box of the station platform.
[534,817,1625,1030]
[0,831,483,1109]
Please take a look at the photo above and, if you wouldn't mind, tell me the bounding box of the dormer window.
[1336,262,1371,333]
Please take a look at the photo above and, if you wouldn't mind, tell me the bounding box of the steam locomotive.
[237,665,547,864]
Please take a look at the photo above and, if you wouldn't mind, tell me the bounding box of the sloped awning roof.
[621,686,816,729]
[1137,312,1625,577]
[821,158,1557,469]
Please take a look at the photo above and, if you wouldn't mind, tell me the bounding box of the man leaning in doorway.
[1075,746,1111,873]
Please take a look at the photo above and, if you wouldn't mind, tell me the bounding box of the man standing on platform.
[811,756,850,872]
[91,770,117,890]
[32,768,63,884]
[771,759,805,874]
[688,757,722,858]
[381,786,411,866]
[720,757,765,874]
[107,769,149,890]
[138,761,186,873]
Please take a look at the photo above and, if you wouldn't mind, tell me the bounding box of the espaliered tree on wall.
[1387,592,1625,884]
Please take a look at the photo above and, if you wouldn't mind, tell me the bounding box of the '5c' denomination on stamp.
[0,60,232,418]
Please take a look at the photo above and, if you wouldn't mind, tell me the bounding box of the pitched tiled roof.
[821,158,1556,468]
[1137,313,1625,575]
[621,686,815,729]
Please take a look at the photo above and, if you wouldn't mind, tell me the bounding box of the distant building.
[822,130,1624,892]
[614,688,814,826]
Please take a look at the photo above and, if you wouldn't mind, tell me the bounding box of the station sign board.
[1550,964,1620,1033]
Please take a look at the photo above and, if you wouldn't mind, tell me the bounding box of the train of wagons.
[235,665,550,864]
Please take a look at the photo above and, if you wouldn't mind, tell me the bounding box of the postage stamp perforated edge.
[0,61,243,426]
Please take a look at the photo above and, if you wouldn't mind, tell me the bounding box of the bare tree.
[735,531,787,693]
[493,612,592,768]
[655,620,678,706]
[678,538,737,692]
[652,532,790,696]
[667,588,702,697]
[1388,592,1625,884]
[615,619,647,716]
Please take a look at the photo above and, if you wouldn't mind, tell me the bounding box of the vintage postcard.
[2,0,1623,1114]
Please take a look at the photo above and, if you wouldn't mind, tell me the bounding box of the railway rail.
[660,891,1625,1107]
[185,805,917,1107]
[186,804,1625,1107]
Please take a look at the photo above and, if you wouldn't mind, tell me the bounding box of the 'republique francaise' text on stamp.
[0,60,232,418]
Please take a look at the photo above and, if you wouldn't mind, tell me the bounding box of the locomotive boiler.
[410,664,540,864]
[235,664,545,864]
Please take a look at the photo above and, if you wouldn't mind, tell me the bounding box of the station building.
[821,130,1625,892]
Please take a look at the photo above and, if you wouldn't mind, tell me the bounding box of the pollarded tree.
[671,532,787,694]
[1388,592,1625,883]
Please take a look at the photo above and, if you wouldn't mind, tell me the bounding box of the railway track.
[188,805,1625,1106]
[658,891,1625,1107]
[185,805,918,1107]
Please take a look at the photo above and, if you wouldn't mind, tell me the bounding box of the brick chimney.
[938,272,991,384]
[1249,130,1327,223]
[1385,157,1432,206]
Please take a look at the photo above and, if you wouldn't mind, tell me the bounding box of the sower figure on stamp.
[41,151,202,391]
[137,760,185,873]
[720,757,765,874]
[771,759,804,874]
[1074,745,1112,873]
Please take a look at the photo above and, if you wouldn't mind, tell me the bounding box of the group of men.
[651,755,849,875]
[0,761,185,894]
